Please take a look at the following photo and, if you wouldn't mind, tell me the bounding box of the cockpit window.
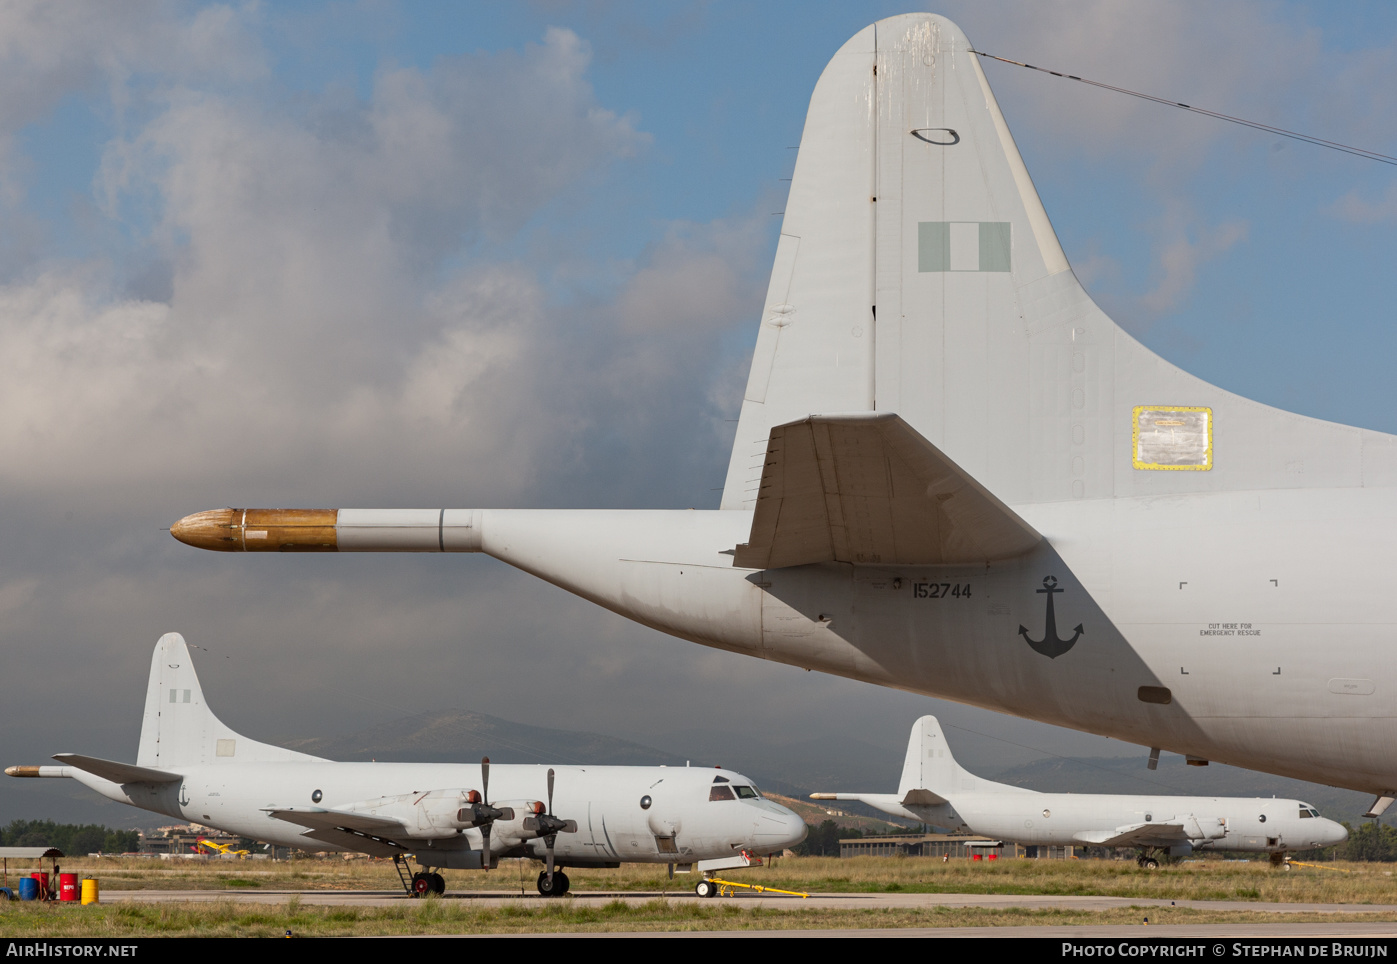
[733,785,759,799]
[709,785,735,802]
[1299,806,1319,818]
[712,776,729,783]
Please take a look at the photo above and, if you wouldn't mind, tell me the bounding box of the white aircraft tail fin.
[723,13,1394,512]
[136,633,325,768]
[897,715,1023,799]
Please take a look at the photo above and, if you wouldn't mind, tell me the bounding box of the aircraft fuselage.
[66,760,804,867]
[915,793,1342,853]
[454,492,1397,795]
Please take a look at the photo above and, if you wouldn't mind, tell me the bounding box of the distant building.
[838,833,1076,859]
[139,824,242,857]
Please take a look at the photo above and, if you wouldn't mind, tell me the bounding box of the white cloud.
[0,577,38,617]
[0,1,265,203]
[956,0,1397,174]
[0,20,766,519]
[1328,181,1397,223]
[1137,209,1248,316]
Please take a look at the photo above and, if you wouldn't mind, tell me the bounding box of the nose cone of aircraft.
[769,805,808,850]
[1317,818,1348,847]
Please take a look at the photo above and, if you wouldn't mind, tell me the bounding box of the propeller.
[457,756,513,871]
[522,767,578,888]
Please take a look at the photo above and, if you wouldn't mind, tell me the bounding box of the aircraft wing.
[1072,822,1195,848]
[295,827,408,858]
[52,754,181,785]
[263,806,405,836]
[734,413,1042,568]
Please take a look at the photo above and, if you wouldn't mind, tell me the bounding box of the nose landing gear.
[537,869,571,896]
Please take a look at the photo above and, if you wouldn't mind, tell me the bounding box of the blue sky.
[3,1,1397,825]
[13,1,1397,429]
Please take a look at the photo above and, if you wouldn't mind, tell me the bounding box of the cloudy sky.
[4,1,1397,825]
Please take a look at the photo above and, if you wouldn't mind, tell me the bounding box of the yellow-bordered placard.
[1132,406,1212,470]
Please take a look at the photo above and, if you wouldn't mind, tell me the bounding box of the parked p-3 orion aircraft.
[6,634,806,896]
[172,14,1397,807]
[813,717,1347,868]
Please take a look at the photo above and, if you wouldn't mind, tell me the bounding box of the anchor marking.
[1018,575,1085,659]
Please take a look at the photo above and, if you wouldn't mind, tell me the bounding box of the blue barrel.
[17,877,38,901]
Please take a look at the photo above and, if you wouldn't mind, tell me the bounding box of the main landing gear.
[1135,851,1160,870]
[536,870,571,896]
[393,854,446,897]
[412,872,446,896]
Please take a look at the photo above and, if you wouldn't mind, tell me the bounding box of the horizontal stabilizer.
[734,413,1041,568]
[263,806,405,836]
[901,788,949,807]
[52,754,180,785]
[809,791,924,819]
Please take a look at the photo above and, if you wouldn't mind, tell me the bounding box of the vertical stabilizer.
[136,633,324,767]
[897,715,1020,797]
[723,13,1396,512]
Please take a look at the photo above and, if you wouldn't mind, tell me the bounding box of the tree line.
[0,820,140,855]
[793,821,880,856]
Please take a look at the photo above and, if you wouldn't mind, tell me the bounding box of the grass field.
[3,855,1394,936]
[4,899,1397,937]
[18,853,1394,902]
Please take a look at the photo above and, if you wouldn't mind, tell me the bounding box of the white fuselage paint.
[854,791,1346,854]
[65,761,806,867]
[824,716,1348,854]
[427,493,1397,794]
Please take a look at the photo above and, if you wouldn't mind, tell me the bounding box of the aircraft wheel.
[1143,858,1159,870]
[537,871,565,897]
[428,872,446,895]
[411,872,433,897]
[695,879,716,898]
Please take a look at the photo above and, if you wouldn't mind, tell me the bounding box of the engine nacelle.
[484,800,562,849]
[1180,815,1227,842]
[341,788,490,838]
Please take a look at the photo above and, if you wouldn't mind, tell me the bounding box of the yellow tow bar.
[708,878,809,898]
[1287,861,1353,873]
